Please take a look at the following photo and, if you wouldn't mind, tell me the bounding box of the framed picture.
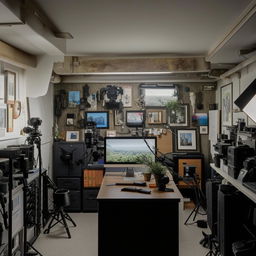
[147,110,163,124]
[7,104,13,132]
[114,110,124,126]
[126,110,145,127]
[5,71,16,104]
[66,131,79,142]
[68,91,80,108]
[192,113,208,126]
[106,130,117,137]
[221,83,233,126]
[168,104,189,127]
[200,126,208,135]
[0,105,6,129]
[140,85,178,107]
[121,85,132,107]
[66,113,75,126]
[0,74,5,104]
[175,128,199,152]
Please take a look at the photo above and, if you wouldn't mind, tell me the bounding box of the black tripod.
[184,174,206,225]
[23,132,43,256]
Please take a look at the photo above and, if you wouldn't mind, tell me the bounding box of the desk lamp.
[234,79,256,122]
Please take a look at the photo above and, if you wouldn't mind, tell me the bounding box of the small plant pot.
[143,173,152,182]
[153,174,164,187]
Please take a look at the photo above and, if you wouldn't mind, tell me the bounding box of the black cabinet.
[83,189,99,212]
[53,142,86,212]
[53,142,86,178]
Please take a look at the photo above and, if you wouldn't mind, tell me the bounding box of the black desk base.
[98,199,179,256]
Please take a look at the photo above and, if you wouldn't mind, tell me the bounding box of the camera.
[28,118,42,129]
[23,117,42,140]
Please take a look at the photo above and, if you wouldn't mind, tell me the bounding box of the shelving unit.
[210,163,256,203]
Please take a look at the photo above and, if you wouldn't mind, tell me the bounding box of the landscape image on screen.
[106,138,155,163]
[87,112,108,128]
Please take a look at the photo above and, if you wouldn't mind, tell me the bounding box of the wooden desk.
[97,173,182,256]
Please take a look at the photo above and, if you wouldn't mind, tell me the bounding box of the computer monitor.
[85,111,109,129]
[104,136,156,165]
[126,110,145,127]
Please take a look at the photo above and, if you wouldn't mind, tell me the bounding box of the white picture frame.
[5,71,16,104]
[121,85,132,107]
[66,131,79,142]
[221,83,233,127]
[0,74,5,104]
[176,128,199,152]
[0,105,6,129]
[199,126,208,135]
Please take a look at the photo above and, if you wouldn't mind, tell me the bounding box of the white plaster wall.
[216,61,256,132]
[29,84,54,177]
[0,55,55,178]
[25,55,63,97]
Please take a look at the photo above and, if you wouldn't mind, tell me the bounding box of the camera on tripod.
[23,118,42,138]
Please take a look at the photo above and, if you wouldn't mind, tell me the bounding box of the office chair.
[43,176,76,238]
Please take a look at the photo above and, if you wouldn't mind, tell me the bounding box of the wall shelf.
[210,163,256,204]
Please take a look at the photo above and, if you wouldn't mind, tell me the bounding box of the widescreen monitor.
[104,137,156,164]
[85,111,109,129]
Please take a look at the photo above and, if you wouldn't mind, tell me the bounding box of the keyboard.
[243,182,256,193]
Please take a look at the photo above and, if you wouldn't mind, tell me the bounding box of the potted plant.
[137,155,167,186]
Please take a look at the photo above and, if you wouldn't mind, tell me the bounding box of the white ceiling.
[1,0,256,65]
[34,0,252,56]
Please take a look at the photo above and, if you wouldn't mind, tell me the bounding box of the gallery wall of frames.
[0,61,27,142]
[54,82,216,163]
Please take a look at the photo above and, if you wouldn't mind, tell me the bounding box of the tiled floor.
[34,208,210,256]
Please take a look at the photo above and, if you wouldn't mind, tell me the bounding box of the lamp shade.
[234,78,256,122]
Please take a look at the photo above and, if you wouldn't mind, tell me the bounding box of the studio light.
[234,78,256,122]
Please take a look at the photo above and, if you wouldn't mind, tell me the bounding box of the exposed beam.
[54,56,210,75]
[0,40,37,67]
[0,0,66,54]
[220,54,256,79]
[207,0,256,61]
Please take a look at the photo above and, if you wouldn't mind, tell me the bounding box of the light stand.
[184,174,206,225]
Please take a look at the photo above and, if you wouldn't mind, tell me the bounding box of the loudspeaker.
[218,185,250,256]
[206,180,221,234]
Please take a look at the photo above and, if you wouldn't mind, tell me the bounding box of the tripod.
[184,174,206,225]
[24,134,43,256]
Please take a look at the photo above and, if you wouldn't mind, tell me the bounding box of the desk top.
[97,172,183,200]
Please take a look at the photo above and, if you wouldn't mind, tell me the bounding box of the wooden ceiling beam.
[54,56,210,75]
[0,40,37,68]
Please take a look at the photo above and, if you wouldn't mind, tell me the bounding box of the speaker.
[206,180,221,234]
[218,185,250,256]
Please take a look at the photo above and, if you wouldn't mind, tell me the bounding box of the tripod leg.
[26,242,43,256]
[184,206,197,225]
[60,208,71,238]
[64,213,76,227]
[192,204,200,221]
[44,211,57,234]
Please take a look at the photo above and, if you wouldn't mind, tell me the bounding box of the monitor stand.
[125,167,135,177]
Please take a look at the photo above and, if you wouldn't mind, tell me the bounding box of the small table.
[97,172,182,256]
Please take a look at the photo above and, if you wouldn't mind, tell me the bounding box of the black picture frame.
[174,128,200,152]
[220,83,233,127]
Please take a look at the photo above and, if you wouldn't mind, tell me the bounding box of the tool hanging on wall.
[100,85,123,109]
[79,84,91,110]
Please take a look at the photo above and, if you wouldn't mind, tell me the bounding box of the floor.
[34,207,210,256]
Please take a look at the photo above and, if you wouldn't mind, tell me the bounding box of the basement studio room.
[1,1,256,256]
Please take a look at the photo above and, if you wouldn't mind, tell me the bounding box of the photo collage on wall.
[0,70,21,137]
